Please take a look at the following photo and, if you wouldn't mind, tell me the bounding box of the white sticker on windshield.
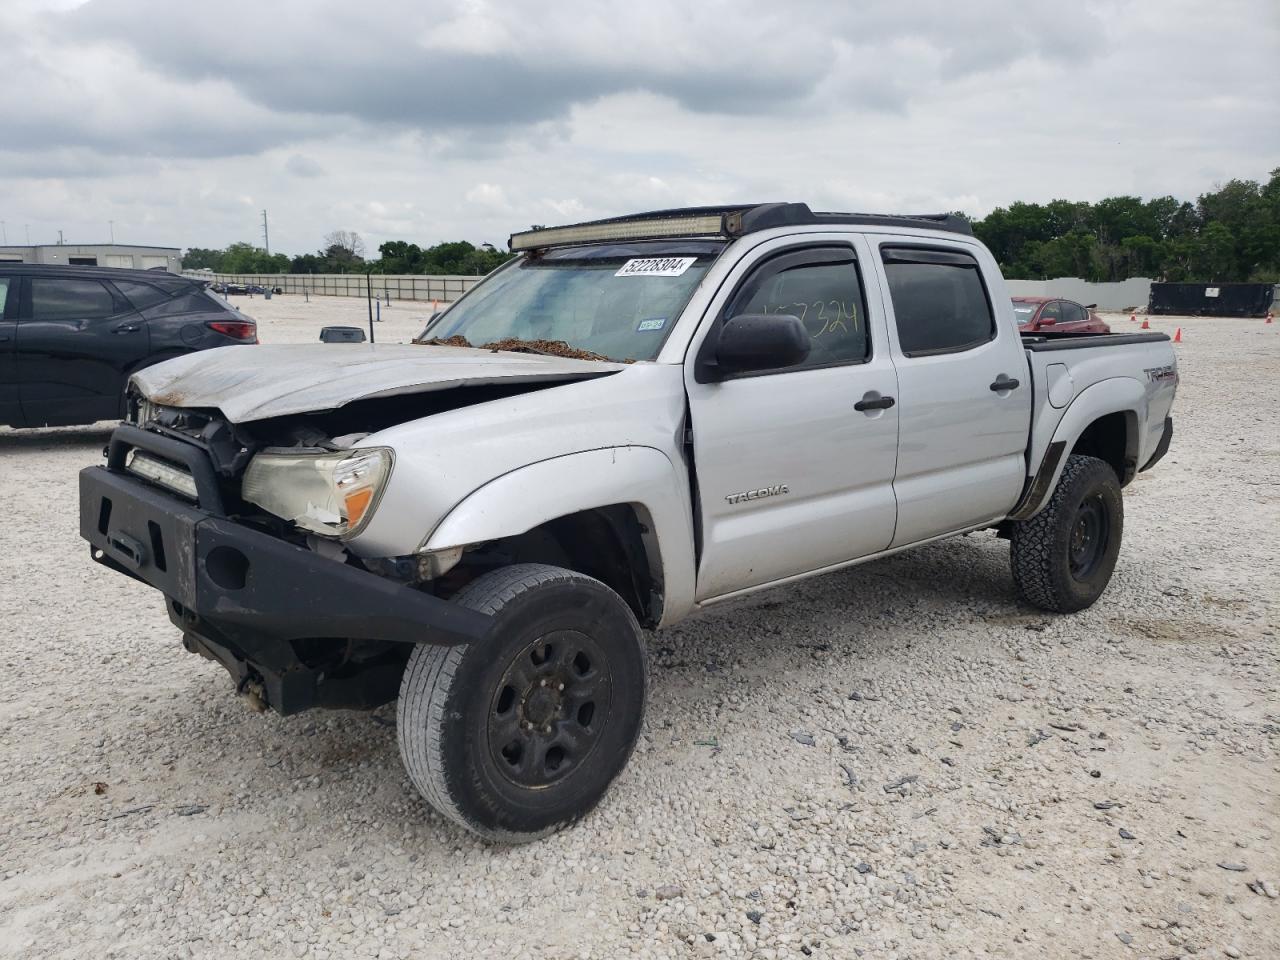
[615,257,697,278]
[637,317,666,332]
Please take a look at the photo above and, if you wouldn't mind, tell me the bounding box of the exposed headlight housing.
[242,447,393,539]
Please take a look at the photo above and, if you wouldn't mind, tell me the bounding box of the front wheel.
[1010,454,1124,613]
[397,564,647,842]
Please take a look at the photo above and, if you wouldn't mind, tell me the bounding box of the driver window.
[1040,301,1063,323]
[726,251,869,369]
[1060,301,1086,323]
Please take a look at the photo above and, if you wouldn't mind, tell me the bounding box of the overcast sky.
[1,0,1276,257]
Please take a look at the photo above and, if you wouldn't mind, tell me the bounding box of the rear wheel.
[397,564,647,842]
[1010,454,1124,613]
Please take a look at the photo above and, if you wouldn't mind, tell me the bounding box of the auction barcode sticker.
[615,257,697,278]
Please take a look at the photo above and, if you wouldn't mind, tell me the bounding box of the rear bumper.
[79,442,490,714]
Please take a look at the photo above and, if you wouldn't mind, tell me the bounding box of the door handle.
[990,375,1020,392]
[113,324,141,334]
[854,393,896,412]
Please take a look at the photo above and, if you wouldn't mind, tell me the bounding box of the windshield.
[424,241,724,362]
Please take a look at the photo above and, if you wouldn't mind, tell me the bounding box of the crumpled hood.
[131,343,626,423]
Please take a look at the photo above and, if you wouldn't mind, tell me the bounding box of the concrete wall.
[0,244,182,273]
[185,272,484,303]
[1004,277,1153,312]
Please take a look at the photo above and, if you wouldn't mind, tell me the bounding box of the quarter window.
[725,248,869,369]
[113,279,170,310]
[29,278,117,320]
[881,247,994,357]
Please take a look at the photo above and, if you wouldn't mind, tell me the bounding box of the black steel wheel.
[486,630,613,789]
[397,564,646,842]
[1068,494,1111,581]
[1010,454,1124,613]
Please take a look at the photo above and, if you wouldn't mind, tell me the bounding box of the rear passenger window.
[881,247,994,357]
[29,278,117,320]
[113,279,170,310]
[727,248,869,369]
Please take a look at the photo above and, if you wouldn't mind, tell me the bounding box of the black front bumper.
[79,428,490,714]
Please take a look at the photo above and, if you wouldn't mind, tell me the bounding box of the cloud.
[0,0,1274,256]
[285,154,325,178]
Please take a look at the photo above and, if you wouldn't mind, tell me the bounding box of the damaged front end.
[84,347,629,714]
[81,411,491,715]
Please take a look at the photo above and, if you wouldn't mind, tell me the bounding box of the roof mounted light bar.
[507,203,972,252]
[508,208,740,252]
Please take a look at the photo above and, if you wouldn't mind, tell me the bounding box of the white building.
[0,243,181,273]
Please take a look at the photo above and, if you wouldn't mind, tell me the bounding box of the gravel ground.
[1,305,1277,960]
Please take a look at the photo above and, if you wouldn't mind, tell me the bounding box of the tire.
[1010,454,1124,613]
[397,563,647,842]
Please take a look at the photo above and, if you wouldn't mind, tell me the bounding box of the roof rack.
[508,202,973,251]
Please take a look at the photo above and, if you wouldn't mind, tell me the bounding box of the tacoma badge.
[725,484,789,505]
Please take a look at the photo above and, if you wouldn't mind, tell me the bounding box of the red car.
[1012,296,1111,334]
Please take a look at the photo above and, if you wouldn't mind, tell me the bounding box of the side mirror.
[1038,315,1057,326]
[710,314,810,377]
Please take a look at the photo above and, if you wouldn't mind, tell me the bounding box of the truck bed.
[1021,331,1171,352]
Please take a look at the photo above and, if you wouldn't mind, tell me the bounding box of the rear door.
[0,276,20,426]
[1058,300,1090,331]
[872,240,1032,546]
[16,275,149,427]
[685,236,899,600]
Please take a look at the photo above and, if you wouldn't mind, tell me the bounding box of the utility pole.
[262,209,270,255]
[58,229,64,245]
[108,220,115,243]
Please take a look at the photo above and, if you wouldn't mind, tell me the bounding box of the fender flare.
[1011,377,1145,520]
[423,446,697,627]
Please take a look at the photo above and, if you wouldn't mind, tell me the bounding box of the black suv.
[1,264,257,429]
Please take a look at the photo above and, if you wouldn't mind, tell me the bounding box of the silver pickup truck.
[80,203,1177,841]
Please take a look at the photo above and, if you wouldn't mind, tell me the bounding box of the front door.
[685,238,899,601]
[872,240,1032,546]
[0,277,20,426]
[16,275,149,427]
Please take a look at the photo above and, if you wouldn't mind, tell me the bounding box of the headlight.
[241,447,393,538]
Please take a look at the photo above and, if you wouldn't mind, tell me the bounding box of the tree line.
[967,169,1280,283]
[182,231,514,276]
[183,170,1280,283]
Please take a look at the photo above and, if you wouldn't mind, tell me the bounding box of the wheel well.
[1071,411,1137,484]
[485,505,661,627]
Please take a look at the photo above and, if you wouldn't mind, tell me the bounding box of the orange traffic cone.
[1173,327,1182,343]
[1140,319,1150,329]
[1130,313,1137,322]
